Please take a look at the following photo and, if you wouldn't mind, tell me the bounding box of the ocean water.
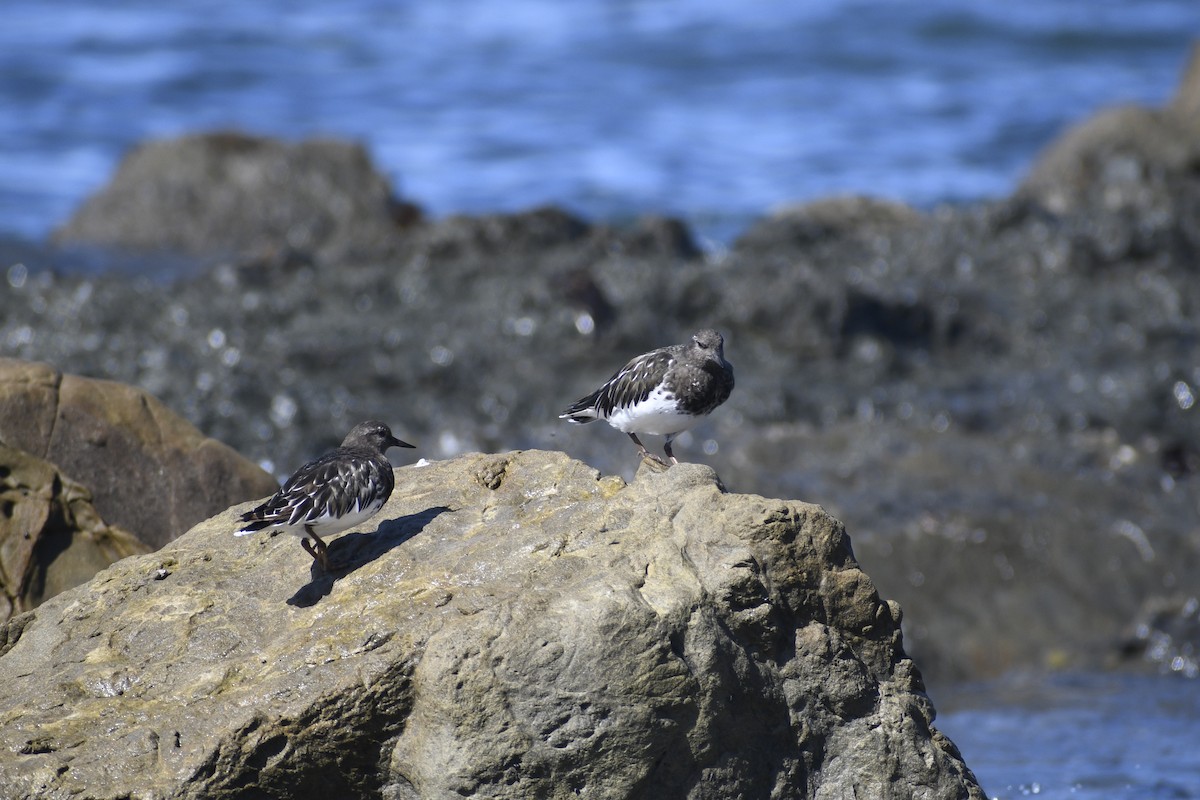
[937,673,1200,799]
[2,0,1199,246]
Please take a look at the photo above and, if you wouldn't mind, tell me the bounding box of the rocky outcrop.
[0,443,149,621]
[0,451,984,800]
[51,132,421,261]
[1016,102,1200,216]
[0,359,279,552]
[1017,42,1200,217]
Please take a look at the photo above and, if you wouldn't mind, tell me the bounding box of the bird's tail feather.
[235,516,274,535]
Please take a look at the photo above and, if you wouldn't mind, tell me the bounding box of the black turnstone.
[561,329,734,466]
[235,420,415,570]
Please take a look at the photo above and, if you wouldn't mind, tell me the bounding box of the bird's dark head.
[345,420,416,452]
[691,329,726,361]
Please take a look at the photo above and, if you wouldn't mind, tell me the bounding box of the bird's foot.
[637,449,672,469]
[301,537,331,572]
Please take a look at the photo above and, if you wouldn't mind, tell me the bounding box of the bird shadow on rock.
[286,505,452,608]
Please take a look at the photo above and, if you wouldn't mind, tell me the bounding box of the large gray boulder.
[0,450,983,799]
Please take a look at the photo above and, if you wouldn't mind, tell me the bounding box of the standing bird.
[235,420,415,570]
[561,329,734,466]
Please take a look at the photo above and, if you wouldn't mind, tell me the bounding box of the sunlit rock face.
[0,451,983,800]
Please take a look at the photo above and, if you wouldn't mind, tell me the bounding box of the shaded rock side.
[0,443,150,622]
[0,358,279,550]
[0,450,983,800]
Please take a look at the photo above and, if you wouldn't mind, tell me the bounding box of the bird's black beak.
[389,436,416,450]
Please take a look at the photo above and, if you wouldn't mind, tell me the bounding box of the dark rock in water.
[733,195,924,253]
[1122,595,1200,678]
[0,443,150,622]
[1017,43,1200,222]
[1016,103,1200,218]
[404,204,591,260]
[0,451,985,800]
[613,214,703,260]
[0,359,279,552]
[52,131,419,262]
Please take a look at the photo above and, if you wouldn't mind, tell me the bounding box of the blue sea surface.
[2,0,1199,245]
[937,673,1200,799]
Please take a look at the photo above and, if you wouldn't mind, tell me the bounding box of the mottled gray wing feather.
[239,448,394,529]
[563,349,675,420]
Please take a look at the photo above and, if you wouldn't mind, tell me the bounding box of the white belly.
[235,497,385,539]
[300,500,386,537]
[606,388,696,436]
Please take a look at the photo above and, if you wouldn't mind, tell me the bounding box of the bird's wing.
[239,451,375,527]
[578,349,674,417]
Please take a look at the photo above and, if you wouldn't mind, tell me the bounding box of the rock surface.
[0,358,279,552]
[0,451,983,800]
[0,443,149,622]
